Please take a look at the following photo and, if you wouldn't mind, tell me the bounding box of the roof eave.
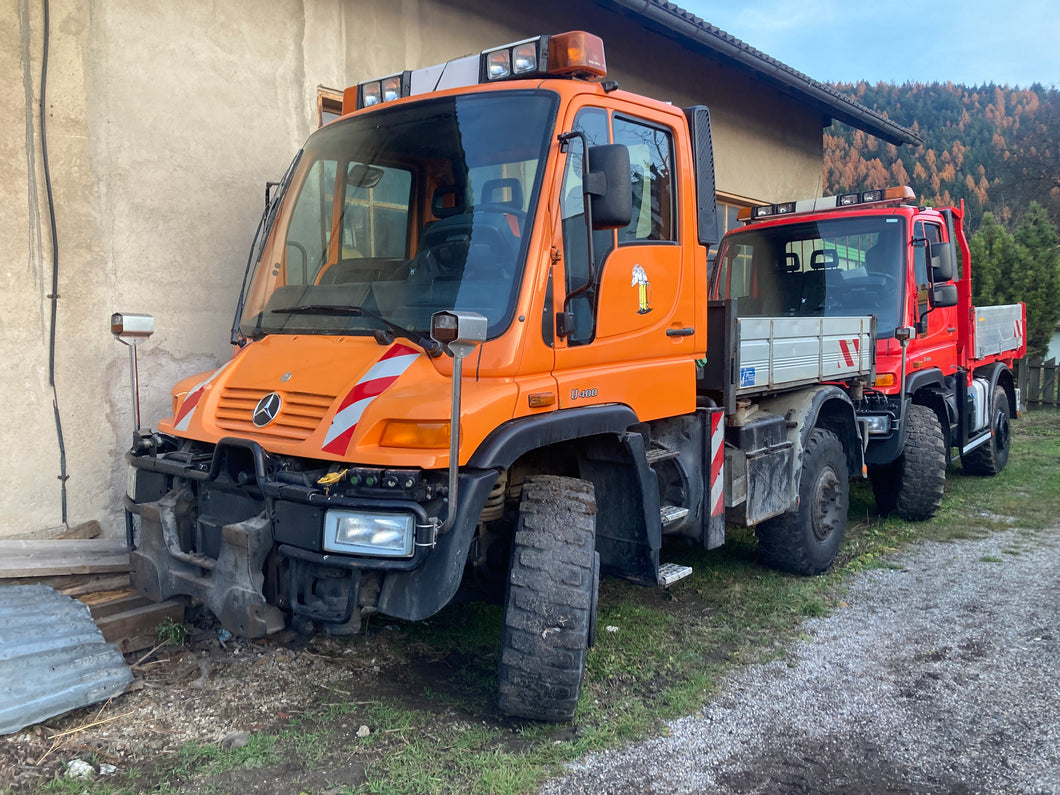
[605,0,922,147]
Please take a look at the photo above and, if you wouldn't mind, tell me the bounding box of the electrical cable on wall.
[40,0,69,525]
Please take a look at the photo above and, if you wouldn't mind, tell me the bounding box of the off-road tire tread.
[498,475,596,721]
[757,428,848,576]
[894,404,947,521]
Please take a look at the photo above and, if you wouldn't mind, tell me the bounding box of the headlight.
[862,414,892,435]
[323,510,415,557]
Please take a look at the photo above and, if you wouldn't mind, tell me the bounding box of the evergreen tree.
[968,212,1020,306]
[971,204,1060,360]
[1013,203,1060,359]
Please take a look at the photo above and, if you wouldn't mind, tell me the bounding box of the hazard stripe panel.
[321,344,421,456]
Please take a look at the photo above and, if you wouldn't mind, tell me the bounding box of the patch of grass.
[175,733,277,774]
[980,555,1004,563]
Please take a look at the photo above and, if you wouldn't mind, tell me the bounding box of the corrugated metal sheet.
[0,584,133,735]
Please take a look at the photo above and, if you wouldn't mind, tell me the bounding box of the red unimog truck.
[711,186,1025,520]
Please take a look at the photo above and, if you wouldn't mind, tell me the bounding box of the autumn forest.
[824,82,1060,357]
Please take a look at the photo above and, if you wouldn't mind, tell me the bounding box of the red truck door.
[907,218,959,378]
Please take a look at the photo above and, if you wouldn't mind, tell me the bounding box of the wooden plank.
[60,574,133,597]
[1043,359,1057,407]
[95,600,185,649]
[1029,360,1042,408]
[0,573,130,593]
[55,520,102,539]
[0,539,129,578]
[85,592,152,620]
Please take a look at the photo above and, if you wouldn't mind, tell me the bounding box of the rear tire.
[961,385,1011,476]
[757,428,848,575]
[498,476,597,722]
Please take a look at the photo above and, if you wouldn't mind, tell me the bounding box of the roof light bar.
[739,186,916,224]
[350,31,608,110]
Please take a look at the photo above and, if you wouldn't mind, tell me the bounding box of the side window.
[341,163,412,260]
[560,107,612,345]
[913,221,942,322]
[613,116,675,244]
[286,159,338,284]
[913,221,941,288]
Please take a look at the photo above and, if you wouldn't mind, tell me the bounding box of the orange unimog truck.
[711,188,1026,523]
[123,32,880,721]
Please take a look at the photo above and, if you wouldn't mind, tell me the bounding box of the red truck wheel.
[871,404,946,521]
[498,475,597,721]
[961,386,1012,476]
[757,428,848,575]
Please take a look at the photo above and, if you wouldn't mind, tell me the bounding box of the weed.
[154,617,188,647]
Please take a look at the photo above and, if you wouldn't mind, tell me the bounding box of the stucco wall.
[3,0,825,539]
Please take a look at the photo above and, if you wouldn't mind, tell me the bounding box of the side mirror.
[585,144,632,230]
[347,164,384,189]
[930,282,959,308]
[928,241,955,283]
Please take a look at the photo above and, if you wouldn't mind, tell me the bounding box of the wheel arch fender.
[468,405,661,586]
[757,385,864,480]
[907,369,952,451]
[468,405,639,469]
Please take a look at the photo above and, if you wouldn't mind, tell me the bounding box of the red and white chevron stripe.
[709,408,724,519]
[173,359,235,432]
[321,343,421,456]
[839,338,860,369]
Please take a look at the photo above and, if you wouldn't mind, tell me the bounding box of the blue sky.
[675,0,1060,88]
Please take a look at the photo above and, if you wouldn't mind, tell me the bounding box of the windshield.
[712,216,906,337]
[238,90,558,340]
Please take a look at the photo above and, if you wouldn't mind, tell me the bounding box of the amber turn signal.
[380,421,451,448]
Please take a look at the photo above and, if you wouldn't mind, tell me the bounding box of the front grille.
[216,387,335,441]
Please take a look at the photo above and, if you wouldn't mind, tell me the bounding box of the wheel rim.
[994,409,1011,452]
[812,466,843,541]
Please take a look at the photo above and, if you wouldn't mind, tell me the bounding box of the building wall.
[3,0,825,539]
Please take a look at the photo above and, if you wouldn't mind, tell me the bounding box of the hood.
[158,335,453,462]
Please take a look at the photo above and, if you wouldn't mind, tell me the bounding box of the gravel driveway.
[539,528,1060,795]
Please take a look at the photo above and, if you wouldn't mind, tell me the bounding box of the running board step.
[658,562,693,587]
[660,505,690,527]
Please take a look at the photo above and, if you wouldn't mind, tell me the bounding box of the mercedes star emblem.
[253,392,282,427]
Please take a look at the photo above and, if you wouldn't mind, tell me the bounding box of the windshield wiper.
[269,304,443,357]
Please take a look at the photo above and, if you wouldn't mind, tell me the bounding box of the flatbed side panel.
[972,304,1024,360]
[734,316,874,396]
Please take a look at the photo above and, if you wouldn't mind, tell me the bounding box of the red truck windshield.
[238,90,558,340]
[713,216,906,337]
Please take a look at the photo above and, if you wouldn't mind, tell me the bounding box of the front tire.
[498,475,597,721]
[961,385,1011,476]
[757,428,848,575]
[871,404,946,521]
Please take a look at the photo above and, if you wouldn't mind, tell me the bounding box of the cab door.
[550,102,698,423]
[908,218,959,377]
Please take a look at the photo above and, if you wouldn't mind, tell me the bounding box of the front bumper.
[126,436,498,637]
